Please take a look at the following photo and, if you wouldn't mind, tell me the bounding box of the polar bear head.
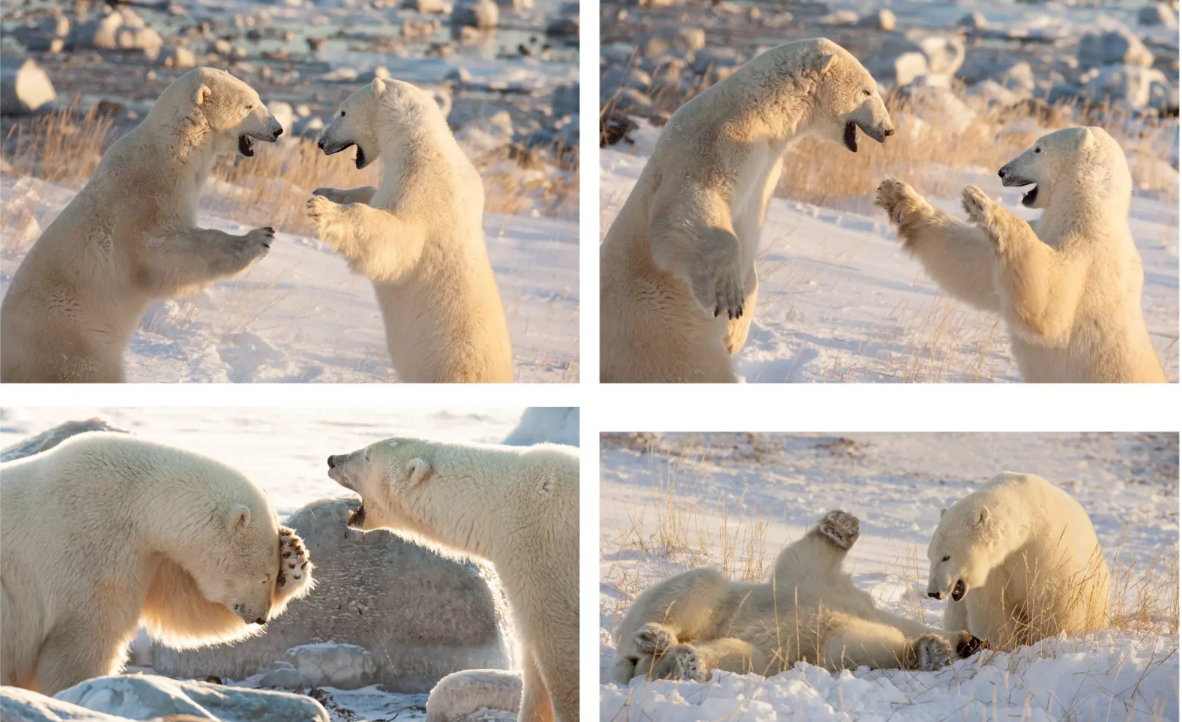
[150,68,283,158]
[317,77,446,170]
[802,39,895,152]
[997,126,1132,209]
[327,436,437,538]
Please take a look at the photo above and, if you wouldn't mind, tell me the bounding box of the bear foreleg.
[306,196,427,282]
[145,225,274,297]
[311,186,379,205]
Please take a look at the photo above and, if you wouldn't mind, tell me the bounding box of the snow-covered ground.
[600,432,1180,722]
[0,175,578,383]
[601,126,1179,382]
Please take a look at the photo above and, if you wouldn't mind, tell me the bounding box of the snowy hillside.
[0,175,578,383]
[600,432,1180,722]
[601,126,1179,383]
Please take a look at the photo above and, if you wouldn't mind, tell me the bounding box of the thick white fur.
[611,511,975,683]
[307,78,513,383]
[327,437,578,722]
[600,38,894,382]
[927,472,1111,650]
[876,126,1165,383]
[0,68,282,383]
[0,433,313,694]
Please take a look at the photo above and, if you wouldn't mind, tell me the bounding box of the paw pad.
[817,510,860,549]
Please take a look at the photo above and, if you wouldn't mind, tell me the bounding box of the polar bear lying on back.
[326,437,578,722]
[601,38,895,382]
[876,127,1165,383]
[611,510,982,683]
[307,78,513,383]
[927,472,1110,649]
[0,68,283,383]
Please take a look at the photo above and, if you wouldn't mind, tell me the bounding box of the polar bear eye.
[941,555,950,562]
[245,104,253,111]
[1034,147,1041,154]
[861,89,871,97]
[340,110,347,117]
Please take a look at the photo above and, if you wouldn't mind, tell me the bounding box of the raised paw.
[815,510,860,550]
[635,624,677,654]
[305,195,339,232]
[911,634,953,671]
[952,631,987,659]
[663,644,705,682]
[961,186,997,229]
[874,178,926,226]
[690,255,745,320]
[276,526,312,598]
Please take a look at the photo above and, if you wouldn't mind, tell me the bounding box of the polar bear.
[875,126,1165,383]
[306,78,513,383]
[0,432,313,695]
[926,472,1111,650]
[600,38,895,382]
[0,68,283,383]
[326,437,578,722]
[611,511,981,683]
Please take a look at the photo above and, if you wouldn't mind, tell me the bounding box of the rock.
[158,45,195,68]
[690,47,742,75]
[114,26,162,57]
[856,9,896,31]
[1138,2,1178,28]
[819,9,858,25]
[23,36,65,52]
[600,111,638,146]
[150,498,510,693]
[267,100,295,135]
[495,0,532,11]
[917,35,965,76]
[406,0,448,11]
[552,83,579,118]
[958,11,987,29]
[637,28,705,57]
[426,670,522,722]
[900,84,976,133]
[606,86,653,114]
[502,408,579,446]
[1082,64,1170,107]
[72,12,124,48]
[545,17,578,35]
[1,419,126,462]
[600,66,652,100]
[37,13,70,37]
[0,59,56,117]
[871,51,929,86]
[1078,27,1154,68]
[282,644,377,689]
[446,66,473,83]
[451,0,497,29]
[55,676,329,722]
[1,687,127,722]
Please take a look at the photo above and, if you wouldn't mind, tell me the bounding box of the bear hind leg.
[34,621,124,695]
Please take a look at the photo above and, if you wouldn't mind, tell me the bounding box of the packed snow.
[601,125,1179,383]
[0,175,578,383]
[600,432,1179,722]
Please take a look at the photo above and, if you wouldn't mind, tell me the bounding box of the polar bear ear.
[940,508,946,518]
[810,53,836,74]
[195,84,212,106]
[373,77,387,96]
[229,504,252,530]
[973,507,990,526]
[405,458,431,485]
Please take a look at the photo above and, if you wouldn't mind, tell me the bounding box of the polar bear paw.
[690,258,745,320]
[276,526,312,597]
[911,634,954,671]
[961,186,999,230]
[816,510,860,550]
[229,227,274,268]
[663,644,705,682]
[306,195,342,234]
[875,178,927,226]
[635,624,677,654]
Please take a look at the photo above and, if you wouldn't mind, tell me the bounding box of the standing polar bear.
[0,68,283,383]
[326,437,578,722]
[876,126,1165,383]
[600,38,895,382]
[307,78,513,383]
[611,510,982,683]
[1,431,313,695]
[927,472,1110,649]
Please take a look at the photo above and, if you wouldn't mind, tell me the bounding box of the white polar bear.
[0,68,283,383]
[326,437,578,722]
[600,38,895,382]
[306,78,513,383]
[926,472,1111,650]
[611,511,981,683]
[0,432,313,695]
[875,126,1166,383]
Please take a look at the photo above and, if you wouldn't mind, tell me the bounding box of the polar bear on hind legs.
[600,38,895,383]
[927,472,1111,650]
[876,126,1165,383]
[611,511,982,683]
[326,437,578,722]
[306,78,513,383]
[0,68,283,383]
[0,431,313,695]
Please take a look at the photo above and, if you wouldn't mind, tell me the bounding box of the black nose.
[928,592,941,599]
[317,139,325,150]
[998,167,1007,179]
[327,455,336,468]
[254,617,266,625]
[884,128,895,137]
[273,128,283,139]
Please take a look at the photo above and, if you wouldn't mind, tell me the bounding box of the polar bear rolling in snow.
[601,38,895,382]
[876,126,1165,383]
[0,431,313,695]
[927,472,1110,650]
[307,78,513,383]
[0,68,283,383]
[326,436,578,722]
[611,510,982,683]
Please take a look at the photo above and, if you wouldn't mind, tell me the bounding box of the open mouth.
[951,579,966,602]
[353,145,367,169]
[843,122,858,153]
[1020,185,1038,207]
[347,502,366,528]
[238,135,255,157]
